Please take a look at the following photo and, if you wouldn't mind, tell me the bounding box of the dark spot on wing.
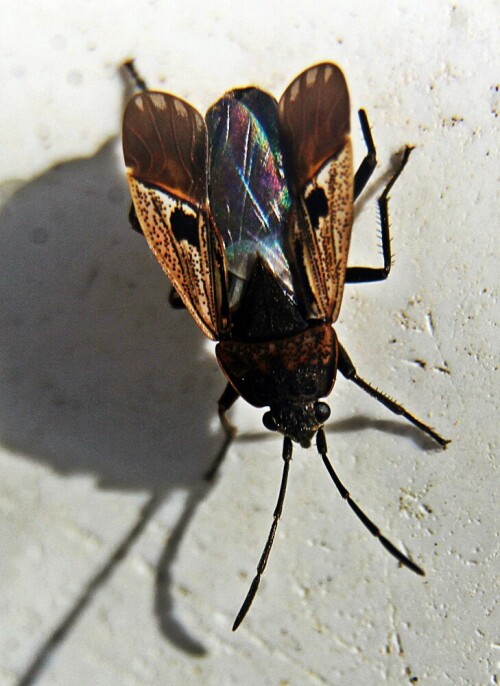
[304,187,328,229]
[170,207,199,249]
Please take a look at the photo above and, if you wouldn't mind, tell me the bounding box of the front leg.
[338,344,450,448]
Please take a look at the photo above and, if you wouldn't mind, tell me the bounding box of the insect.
[122,61,449,630]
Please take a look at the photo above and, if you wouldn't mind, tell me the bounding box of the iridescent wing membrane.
[122,63,353,336]
[206,88,295,310]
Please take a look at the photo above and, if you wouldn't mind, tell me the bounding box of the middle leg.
[204,383,240,481]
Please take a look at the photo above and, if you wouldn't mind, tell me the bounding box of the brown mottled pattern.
[123,88,223,339]
[279,63,353,322]
[294,142,353,322]
[314,142,353,322]
[127,176,218,340]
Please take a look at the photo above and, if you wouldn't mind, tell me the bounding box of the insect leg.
[204,383,240,481]
[346,145,413,284]
[337,344,450,448]
[316,428,425,575]
[128,203,143,235]
[123,60,148,91]
[233,437,293,630]
[168,288,185,309]
[354,109,377,200]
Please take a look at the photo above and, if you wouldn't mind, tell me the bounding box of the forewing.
[279,63,353,322]
[123,91,226,339]
[206,88,294,309]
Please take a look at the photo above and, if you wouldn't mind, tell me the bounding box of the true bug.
[122,61,449,630]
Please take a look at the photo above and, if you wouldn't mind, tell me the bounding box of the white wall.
[0,1,497,684]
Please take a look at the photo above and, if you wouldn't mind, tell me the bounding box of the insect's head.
[262,401,331,448]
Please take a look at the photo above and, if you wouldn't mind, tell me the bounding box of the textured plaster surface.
[0,1,498,685]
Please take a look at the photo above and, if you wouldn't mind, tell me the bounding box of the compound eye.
[263,411,278,431]
[315,402,331,424]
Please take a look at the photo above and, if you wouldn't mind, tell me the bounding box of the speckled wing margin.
[123,91,226,340]
[278,63,354,322]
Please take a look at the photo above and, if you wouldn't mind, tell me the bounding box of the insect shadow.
[0,141,221,490]
[0,141,228,664]
[0,143,444,662]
